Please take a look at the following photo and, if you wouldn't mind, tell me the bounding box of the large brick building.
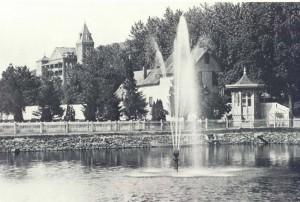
[36,23,94,84]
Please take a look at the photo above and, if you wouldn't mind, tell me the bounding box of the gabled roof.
[136,68,161,87]
[137,45,216,87]
[165,46,208,73]
[226,68,265,89]
[191,46,207,65]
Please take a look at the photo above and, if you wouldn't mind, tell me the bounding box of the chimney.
[143,66,147,79]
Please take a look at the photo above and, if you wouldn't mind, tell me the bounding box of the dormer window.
[204,52,210,64]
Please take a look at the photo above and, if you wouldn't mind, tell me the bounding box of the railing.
[1,118,300,136]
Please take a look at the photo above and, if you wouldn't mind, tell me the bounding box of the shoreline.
[1,128,300,153]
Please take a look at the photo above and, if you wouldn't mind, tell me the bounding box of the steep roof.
[226,68,265,89]
[137,45,212,87]
[136,68,161,86]
[77,23,94,43]
[50,47,76,59]
[164,46,207,73]
[56,47,76,55]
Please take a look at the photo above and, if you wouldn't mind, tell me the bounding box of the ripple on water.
[127,167,252,178]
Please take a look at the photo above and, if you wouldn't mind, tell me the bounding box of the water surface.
[0,145,300,201]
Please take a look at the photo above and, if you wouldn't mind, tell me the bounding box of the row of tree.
[64,46,148,121]
[126,3,300,117]
[0,66,63,122]
[1,3,299,121]
[0,46,149,122]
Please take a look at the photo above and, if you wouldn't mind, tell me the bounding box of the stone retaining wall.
[1,129,300,152]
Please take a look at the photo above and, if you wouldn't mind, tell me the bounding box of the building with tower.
[76,23,94,64]
[36,23,94,84]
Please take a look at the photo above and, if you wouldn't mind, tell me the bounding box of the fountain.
[171,15,199,171]
[151,37,167,78]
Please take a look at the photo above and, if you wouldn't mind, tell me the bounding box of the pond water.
[0,144,300,201]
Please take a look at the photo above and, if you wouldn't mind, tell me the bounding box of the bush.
[151,99,167,121]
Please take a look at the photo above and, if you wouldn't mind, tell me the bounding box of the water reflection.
[1,144,300,173]
[0,145,300,201]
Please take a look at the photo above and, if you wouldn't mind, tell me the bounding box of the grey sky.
[0,0,209,73]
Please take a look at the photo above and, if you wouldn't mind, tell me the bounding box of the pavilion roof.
[225,68,265,89]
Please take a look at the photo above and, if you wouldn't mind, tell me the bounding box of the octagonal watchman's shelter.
[226,68,265,126]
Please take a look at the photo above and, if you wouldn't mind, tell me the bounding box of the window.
[212,72,218,86]
[204,53,210,64]
[235,93,240,106]
[241,92,252,107]
[149,97,153,107]
[242,93,247,107]
[247,93,252,106]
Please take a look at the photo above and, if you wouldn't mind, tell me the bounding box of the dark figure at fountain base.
[173,150,179,172]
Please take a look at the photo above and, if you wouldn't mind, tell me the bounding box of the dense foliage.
[1,3,300,121]
[151,99,167,121]
[66,48,123,121]
[36,73,64,121]
[126,3,300,117]
[122,56,148,120]
[0,65,39,121]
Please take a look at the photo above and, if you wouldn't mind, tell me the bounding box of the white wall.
[0,104,86,122]
[138,77,172,120]
[260,102,290,120]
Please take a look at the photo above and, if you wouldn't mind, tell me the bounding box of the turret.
[76,23,94,64]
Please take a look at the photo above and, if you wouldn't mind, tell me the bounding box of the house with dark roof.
[117,42,222,120]
[36,23,94,84]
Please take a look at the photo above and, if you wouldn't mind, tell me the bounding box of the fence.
[1,118,300,136]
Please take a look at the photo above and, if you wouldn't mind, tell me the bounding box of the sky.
[0,0,213,73]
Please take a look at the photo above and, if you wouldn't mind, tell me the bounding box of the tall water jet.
[171,16,199,169]
[151,37,167,78]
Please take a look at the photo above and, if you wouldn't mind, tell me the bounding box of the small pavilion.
[226,68,265,125]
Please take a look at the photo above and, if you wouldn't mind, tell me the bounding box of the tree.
[272,3,300,120]
[203,3,300,118]
[64,105,75,121]
[122,55,147,120]
[102,94,121,121]
[67,49,123,121]
[199,91,230,119]
[127,8,182,71]
[36,74,63,122]
[0,65,39,121]
[151,99,167,121]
